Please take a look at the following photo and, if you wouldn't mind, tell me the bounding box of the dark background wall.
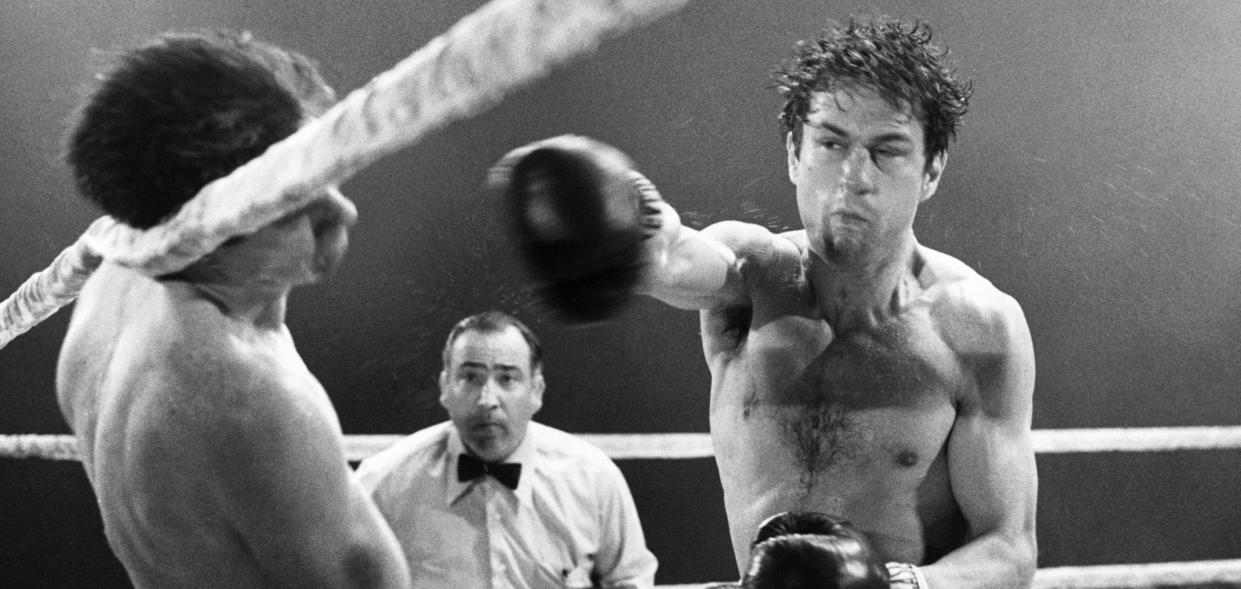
[2,0,1240,586]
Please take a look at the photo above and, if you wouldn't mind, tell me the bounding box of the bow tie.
[457,453,522,490]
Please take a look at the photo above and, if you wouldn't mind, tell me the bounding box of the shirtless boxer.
[55,31,410,588]
[494,18,1037,588]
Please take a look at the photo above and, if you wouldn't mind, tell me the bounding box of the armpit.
[717,305,753,345]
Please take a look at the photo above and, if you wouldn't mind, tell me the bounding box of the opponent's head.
[775,17,970,167]
[440,311,546,462]
[65,29,337,229]
[742,512,889,589]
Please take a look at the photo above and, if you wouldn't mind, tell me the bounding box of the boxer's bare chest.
[706,295,964,490]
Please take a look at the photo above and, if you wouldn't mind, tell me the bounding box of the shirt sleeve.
[591,458,658,589]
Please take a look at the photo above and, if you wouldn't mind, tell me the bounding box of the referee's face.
[440,326,545,462]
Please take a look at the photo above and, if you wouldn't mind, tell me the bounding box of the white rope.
[654,560,1241,588]
[0,434,81,461]
[5,426,1241,463]
[5,431,1239,587]
[0,0,691,351]
[1032,426,1241,454]
[0,233,102,349]
[1031,559,1241,588]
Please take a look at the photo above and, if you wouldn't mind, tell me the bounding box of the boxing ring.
[1,0,1239,587]
[2,427,1241,588]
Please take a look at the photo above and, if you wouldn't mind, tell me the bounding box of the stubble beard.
[818,229,871,267]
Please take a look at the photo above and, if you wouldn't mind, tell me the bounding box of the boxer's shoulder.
[914,246,1029,359]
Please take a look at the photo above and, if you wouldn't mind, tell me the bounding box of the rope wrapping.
[0,233,102,349]
[0,0,690,351]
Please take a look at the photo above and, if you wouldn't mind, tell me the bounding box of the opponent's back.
[57,264,285,587]
[57,262,411,589]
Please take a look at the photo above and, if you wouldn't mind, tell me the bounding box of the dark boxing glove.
[746,512,891,589]
[487,135,662,323]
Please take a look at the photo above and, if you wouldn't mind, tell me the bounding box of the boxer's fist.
[487,135,661,323]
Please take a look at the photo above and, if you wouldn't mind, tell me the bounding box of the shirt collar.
[445,423,537,505]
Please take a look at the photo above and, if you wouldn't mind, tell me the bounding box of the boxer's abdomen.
[705,307,966,570]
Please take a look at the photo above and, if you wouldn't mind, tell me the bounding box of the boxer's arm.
[635,180,763,311]
[919,290,1038,588]
[211,373,411,589]
[489,136,755,316]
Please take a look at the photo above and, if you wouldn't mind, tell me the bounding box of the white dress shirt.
[356,421,657,589]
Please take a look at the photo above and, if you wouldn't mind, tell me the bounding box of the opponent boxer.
[492,17,1037,588]
[56,31,410,588]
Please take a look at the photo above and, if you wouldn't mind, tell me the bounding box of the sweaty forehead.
[805,88,919,133]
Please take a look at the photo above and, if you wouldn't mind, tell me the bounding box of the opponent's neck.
[193,281,290,328]
[808,234,923,332]
[164,263,292,329]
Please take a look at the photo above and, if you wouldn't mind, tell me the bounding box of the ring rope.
[4,429,1239,588]
[0,0,691,351]
[4,426,1241,462]
[654,559,1241,589]
[1030,559,1241,588]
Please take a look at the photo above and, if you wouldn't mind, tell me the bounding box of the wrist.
[886,562,928,588]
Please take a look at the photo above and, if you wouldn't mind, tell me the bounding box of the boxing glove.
[487,135,661,322]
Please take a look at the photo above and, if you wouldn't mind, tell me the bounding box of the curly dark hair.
[65,30,336,228]
[775,17,971,164]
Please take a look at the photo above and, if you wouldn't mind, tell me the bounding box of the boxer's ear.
[786,132,801,184]
[920,151,946,202]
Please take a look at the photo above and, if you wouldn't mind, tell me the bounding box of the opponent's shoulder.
[156,335,288,415]
[174,336,332,455]
[65,266,178,368]
[84,275,258,390]
[66,276,261,418]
